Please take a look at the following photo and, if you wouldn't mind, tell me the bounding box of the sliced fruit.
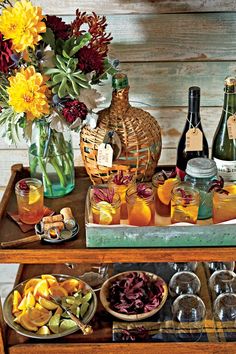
[13,311,25,323]
[35,303,45,310]
[20,311,38,332]
[59,319,77,332]
[48,313,61,334]
[41,274,58,287]
[224,184,236,194]
[29,185,41,205]
[33,279,49,299]
[24,286,35,296]
[12,290,22,314]
[38,296,58,310]
[55,306,63,315]
[97,201,115,225]
[18,295,27,311]
[26,291,35,309]
[60,279,82,294]
[129,199,151,226]
[28,308,52,327]
[24,278,41,293]
[36,325,50,335]
[49,286,68,297]
[157,177,179,205]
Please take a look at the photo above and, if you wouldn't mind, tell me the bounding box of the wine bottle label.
[227,115,236,139]
[213,157,236,181]
[97,143,113,167]
[185,128,203,152]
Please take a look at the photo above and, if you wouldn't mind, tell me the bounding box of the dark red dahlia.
[46,15,71,40]
[62,100,88,124]
[0,33,14,73]
[77,46,103,75]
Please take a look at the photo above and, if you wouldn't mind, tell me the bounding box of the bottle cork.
[60,207,76,230]
[42,214,63,223]
[44,221,64,232]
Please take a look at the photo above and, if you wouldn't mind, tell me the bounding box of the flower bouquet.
[0,0,117,197]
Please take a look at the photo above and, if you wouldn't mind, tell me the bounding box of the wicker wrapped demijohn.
[80,73,162,184]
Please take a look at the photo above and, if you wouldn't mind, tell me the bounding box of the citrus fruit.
[36,325,50,335]
[33,279,49,299]
[13,311,25,323]
[48,313,61,334]
[55,306,63,315]
[28,308,52,327]
[49,285,68,297]
[97,201,115,225]
[224,184,236,194]
[60,279,82,294]
[38,296,58,310]
[12,290,22,314]
[129,199,151,226]
[20,311,38,332]
[26,291,35,309]
[157,178,179,205]
[24,286,35,296]
[41,274,58,287]
[59,319,77,332]
[29,185,41,205]
[18,295,27,311]
[24,278,41,293]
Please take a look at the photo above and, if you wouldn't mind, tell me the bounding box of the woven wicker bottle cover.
[80,73,162,184]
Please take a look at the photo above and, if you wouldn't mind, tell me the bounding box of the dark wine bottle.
[212,77,236,182]
[176,86,209,179]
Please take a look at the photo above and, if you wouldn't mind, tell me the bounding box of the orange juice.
[15,178,44,224]
[213,184,236,223]
[91,187,121,225]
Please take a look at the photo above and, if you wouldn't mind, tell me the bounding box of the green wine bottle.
[212,77,236,182]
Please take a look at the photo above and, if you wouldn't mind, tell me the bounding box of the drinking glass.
[213,186,236,223]
[207,262,235,272]
[169,271,201,297]
[15,178,44,224]
[172,294,206,342]
[169,262,198,272]
[171,183,200,224]
[209,270,236,297]
[213,293,236,322]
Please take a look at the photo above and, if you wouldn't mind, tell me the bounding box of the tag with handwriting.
[227,115,236,139]
[97,143,113,167]
[185,128,203,151]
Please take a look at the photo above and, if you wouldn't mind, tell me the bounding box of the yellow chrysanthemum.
[7,66,50,120]
[0,0,46,52]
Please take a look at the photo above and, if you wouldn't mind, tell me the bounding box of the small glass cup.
[207,262,235,272]
[169,262,198,272]
[126,183,155,226]
[213,186,236,223]
[169,271,201,297]
[213,293,236,322]
[90,186,121,225]
[15,178,44,224]
[171,183,200,224]
[108,171,134,219]
[209,270,236,296]
[152,171,180,217]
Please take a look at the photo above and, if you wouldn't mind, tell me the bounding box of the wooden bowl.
[100,270,168,321]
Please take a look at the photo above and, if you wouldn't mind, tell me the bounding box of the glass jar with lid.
[184,158,218,219]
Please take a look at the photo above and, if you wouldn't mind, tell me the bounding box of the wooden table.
[0,164,235,354]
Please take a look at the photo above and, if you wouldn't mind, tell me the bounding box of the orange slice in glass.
[224,185,236,194]
[157,178,179,205]
[129,198,151,226]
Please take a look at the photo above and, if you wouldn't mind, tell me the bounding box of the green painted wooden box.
[85,187,236,248]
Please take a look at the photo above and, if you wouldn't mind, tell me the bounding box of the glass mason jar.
[90,189,121,225]
[29,120,75,198]
[126,183,155,226]
[15,178,44,224]
[213,187,236,223]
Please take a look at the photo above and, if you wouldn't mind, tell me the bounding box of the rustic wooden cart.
[0,164,235,353]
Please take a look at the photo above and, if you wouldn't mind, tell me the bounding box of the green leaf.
[70,77,80,96]
[55,55,67,72]
[73,77,90,89]
[41,28,56,49]
[44,68,61,75]
[58,77,67,98]
[72,72,88,81]
[62,49,71,59]
[53,73,65,84]
[69,33,92,57]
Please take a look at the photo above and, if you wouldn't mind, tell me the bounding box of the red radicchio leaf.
[93,187,115,203]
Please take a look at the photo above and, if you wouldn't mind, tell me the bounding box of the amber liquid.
[16,186,44,224]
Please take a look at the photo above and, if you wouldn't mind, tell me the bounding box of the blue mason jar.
[184,158,218,219]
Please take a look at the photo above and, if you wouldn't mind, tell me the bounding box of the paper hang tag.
[97,143,113,167]
[185,128,203,152]
[227,115,236,140]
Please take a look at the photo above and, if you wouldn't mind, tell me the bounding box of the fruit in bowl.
[100,271,168,321]
[4,274,97,339]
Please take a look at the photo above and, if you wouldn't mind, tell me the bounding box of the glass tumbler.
[209,270,236,296]
[169,271,201,297]
[15,178,44,224]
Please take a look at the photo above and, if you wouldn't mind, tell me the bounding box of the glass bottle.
[176,87,209,179]
[212,76,236,182]
[184,158,218,219]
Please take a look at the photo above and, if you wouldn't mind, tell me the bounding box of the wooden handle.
[67,311,93,335]
[0,234,41,249]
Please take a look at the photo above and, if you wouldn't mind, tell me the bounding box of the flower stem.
[38,156,53,195]
[50,157,67,188]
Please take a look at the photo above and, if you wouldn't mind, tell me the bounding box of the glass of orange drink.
[126,183,155,226]
[171,183,200,224]
[152,170,180,217]
[90,186,121,225]
[15,178,44,224]
[213,184,236,224]
[109,171,134,219]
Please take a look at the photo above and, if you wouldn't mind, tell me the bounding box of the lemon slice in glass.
[97,201,115,225]
[29,185,41,205]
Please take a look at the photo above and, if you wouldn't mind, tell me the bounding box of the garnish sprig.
[208,176,229,194]
[112,171,133,186]
[93,187,115,203]
[137,183,153,199]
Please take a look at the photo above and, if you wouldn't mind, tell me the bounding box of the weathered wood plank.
[63,13,236,62]
[32,0,236,15]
